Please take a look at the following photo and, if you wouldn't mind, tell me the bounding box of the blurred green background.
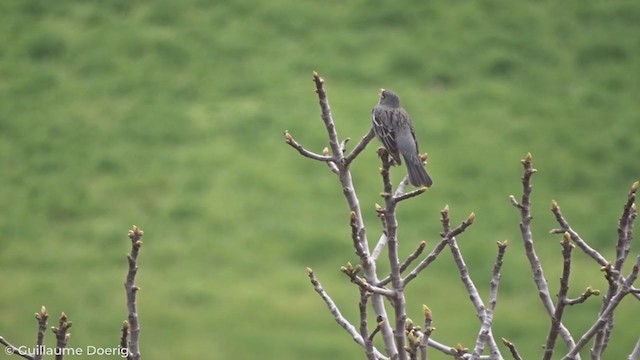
[1,0,639,359]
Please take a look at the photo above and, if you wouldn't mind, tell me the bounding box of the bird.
[372,89,433,187]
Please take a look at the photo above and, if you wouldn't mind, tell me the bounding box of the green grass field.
[1,1,639,359]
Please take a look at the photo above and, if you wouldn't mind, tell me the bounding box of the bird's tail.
[403,153,433,187]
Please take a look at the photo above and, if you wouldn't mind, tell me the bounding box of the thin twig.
[552,183,637,358]
[34,306,48,360]
[0,337,34,360]
[565,286,600,306]
[394,187,428,203]
[403,205,473,287]
[550,200,640,300]
[378,241,426,287]
[51,312,71,360]
[350,211,369,265]
[593,182,639,357]
[542,233,574,360]
[445,211,500,357]
[306,268,387,359]
[284,131,335,163]
[510,153,578,355]
[420,305,433,360]
[345,127,376,165]
[614,181,638,274]
[502,338,523,360]
[562,256,640,360]
[372,178,411,261]
[125,226,144,360]
[471,241,508,359]
[342,263,396,297]
[359,289,376,360]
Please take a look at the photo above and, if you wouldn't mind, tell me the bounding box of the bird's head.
[379,89,401,108]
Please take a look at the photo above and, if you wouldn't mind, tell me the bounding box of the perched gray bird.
[372,89,433,187]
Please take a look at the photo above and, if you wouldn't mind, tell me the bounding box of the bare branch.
[543,233,575,360]
[34,306,48,360]
[471,241,508,359]
[378,241,426,287]
[420,305,433,360]
[342,263,396,298]
[369,317,385,344]
[550,199,640,300]
[372,178,411,261]
[561,255,640,360]
[312,72,344,159]
[350,211,369,264]
[51,312,71,360]
[565,286,600,306]
[502,338,523,360]
[284,131,335,163]
[359,289,376,360]
[0,337,34,360]
[446,211,500,357]
[345,127,376,165]
[402,238,449,287]
[125,225,144,360]
[552,184,637,358]
[306,268,387,359]
[394,187,428,203]
[613,181,638,274]
[510,153,578,354]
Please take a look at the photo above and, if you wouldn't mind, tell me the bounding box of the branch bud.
[586,286,600,296]
[322,147,329,156]
[35,305,48,320]
[345,262,354,273]
[405,318,414,331]
[467,212,476,224]
[632,181,639,193]
[128,225,144,239]
[551,199,559,211]
[422,304,432,320]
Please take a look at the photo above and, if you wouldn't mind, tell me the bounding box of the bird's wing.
[372,107,402,164]
[404,109,420,154]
